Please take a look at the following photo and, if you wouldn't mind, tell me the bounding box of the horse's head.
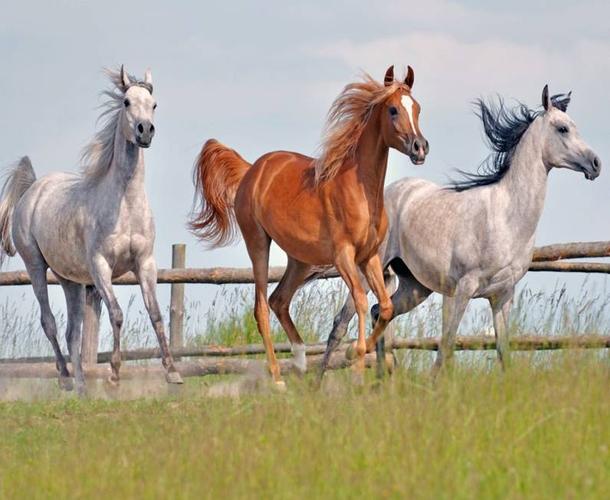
[118,65,157,148]
[539,85,601,180]
[380,65,428,165]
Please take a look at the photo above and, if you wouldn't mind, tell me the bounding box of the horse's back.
[385,177,442,217]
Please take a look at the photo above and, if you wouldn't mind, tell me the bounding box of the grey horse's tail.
[0,156,36,264]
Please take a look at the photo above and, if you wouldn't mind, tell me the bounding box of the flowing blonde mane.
[314,74,404,184]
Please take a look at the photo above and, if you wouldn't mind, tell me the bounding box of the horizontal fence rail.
[532,241,610,262]
[1,241,610,287]
[2,335,608,366]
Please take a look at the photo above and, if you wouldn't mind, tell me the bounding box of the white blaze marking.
[401,95,416,131]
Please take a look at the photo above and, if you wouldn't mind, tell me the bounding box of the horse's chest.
[101,212,152,264]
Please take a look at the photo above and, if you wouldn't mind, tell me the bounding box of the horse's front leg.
[136,256,183,384]
[489,291,513,370]
[90,255,124,385]
[360,253,394,353]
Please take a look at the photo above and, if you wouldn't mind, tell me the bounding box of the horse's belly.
[474,261,530,299]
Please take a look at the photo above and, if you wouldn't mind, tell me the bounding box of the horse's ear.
[143,68,154,94]
[384,65,394,87]
[120,65,131,92]
[542,84,552,111]
[551,91,571,112]
[405,65,415,88]
[144,68,153,86]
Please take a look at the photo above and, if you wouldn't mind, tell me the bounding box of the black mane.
[450,97,540,191]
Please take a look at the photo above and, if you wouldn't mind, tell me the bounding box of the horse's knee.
[378,299,393,322]
[268,292,286,317]
[253,302,269,328]
[149,311,163,325]
[40,313,56,337]
[352,290,368,314]
[110,307,123,331]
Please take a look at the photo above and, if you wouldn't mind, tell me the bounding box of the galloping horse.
[0,67,183,394]
[320,86,601,378]
[190,66,428,387]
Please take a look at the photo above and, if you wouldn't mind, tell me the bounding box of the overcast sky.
[1,1,609,340]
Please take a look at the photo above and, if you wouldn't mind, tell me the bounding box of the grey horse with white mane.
[319,85,601,378]
[0,66,183,394]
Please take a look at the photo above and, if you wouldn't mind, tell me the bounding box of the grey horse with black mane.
[319,85,601,379]
[0,66,183,394]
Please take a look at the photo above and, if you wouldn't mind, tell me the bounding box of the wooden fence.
[1,241,610,379]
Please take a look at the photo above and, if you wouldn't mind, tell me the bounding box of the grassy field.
[0,354,609,499]
[1,281,610,498]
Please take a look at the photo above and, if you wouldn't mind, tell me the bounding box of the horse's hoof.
[272,380,287,393]
[105,375,120,388]
[291,359,307,376]
[345,341,357,361]
[166,371,184,385]
[75,383,88,399]
[58,376,74,392]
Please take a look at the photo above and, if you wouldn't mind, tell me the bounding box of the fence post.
[82,286,102,365]
[169,244,186,360]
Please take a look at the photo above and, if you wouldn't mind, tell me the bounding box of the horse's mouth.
[136,139,152,148]
[410,156,426,166]
[579,164,600,181]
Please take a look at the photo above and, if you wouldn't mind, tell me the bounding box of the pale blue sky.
[1,1,609,343]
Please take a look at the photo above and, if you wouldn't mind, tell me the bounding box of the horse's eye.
[389,106,398,117]
[153,103,157,110]
[124,99,130,107]
[557,125,569,134]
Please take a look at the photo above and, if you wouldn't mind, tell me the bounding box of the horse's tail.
[0,156,36,265]
[188,139,251,247]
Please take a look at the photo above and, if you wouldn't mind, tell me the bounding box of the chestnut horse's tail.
[188,139,251,247]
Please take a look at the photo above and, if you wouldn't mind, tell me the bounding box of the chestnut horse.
[189,66,428,387]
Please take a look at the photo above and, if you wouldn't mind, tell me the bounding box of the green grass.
[1,281,609,497]
[0,354,609,499]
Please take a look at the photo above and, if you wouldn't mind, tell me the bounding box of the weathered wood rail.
[1,240,610,287]
[1,334,608,379]
[2,334,608,366]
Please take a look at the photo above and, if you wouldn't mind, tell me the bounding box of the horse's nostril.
[593,156,600,169]
[137,123,144,134]
[150,124,155,133]
[425,140,429,151]
[414,141,420,152]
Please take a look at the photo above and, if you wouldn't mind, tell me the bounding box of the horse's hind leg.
[136,257,182,384]
[371,260,432,323]
[269,257,312,374]
[489,292,513,370]
[58,277,86,395]
[432,284,472,378]
[23,260,72,390]
[317,292,359,383]
[243,225,283,387]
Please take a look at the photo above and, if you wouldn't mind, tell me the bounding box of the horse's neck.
[106,127,146,203]
[495,121,548,240]
[354,108,389,213]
